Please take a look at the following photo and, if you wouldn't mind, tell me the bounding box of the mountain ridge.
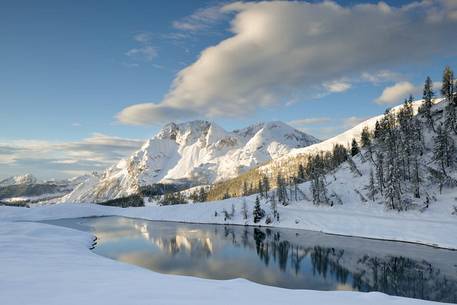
[62,120,319,203]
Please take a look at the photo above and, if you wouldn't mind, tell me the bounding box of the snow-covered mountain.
[0,173,93,202]
[257,99,429,176]
[0,173,38,187]
[62,120,319,203]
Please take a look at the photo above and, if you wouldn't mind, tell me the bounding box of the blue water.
[45,216,457,303]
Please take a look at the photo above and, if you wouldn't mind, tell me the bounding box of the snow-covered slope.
[257,99,439,176]
[63,120,318,203]
[0,173,38,187]
[0,174,94,203]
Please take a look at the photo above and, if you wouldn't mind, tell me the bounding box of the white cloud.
[288,117,330,127]
[0,134,143,179]
[323,80,352,93]
[125,46,157,62]
[118,0,457,125]
[133,32,153,44]
[172,5,226,32]
[361,70,403,84]
[374,81,419,104]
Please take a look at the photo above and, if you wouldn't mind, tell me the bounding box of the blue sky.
[1,0,457,179]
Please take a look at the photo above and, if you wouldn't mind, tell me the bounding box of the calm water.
[45,216,457,303]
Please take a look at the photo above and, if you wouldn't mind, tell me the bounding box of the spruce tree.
[442,66,455,103]
[262,175,270,197]
[258,179,264,198]
[297,164,305,182]
[443,67,457,134]
[361,126,371,148]
[253,196,263,223]
[243,181,249,196]
[420,76,435,131]
[242,199,248,220]
[351,138,359,156]
[433,125,455,175]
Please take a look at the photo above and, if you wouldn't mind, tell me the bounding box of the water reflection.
[45,216,457,303]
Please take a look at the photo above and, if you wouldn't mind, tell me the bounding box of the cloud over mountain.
[118,0,457,125]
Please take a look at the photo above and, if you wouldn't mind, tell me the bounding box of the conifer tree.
[442,66,455,103]
[420,76,435,131]
[375,152,384,195]
[433,125,455,175]
[243,181,249,196]
[443,67,457,134]
[276,173,288,205]
[385,162,402,210]
[297,164,305,182]
[361,126,371,148]
[368,169,377,202]
[253,196,263,223]
[242,199,248,220]
[258,179,264,198]
[351,138,359,156]
[262,175,270,197]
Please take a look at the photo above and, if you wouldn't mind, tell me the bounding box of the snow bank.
[0,217,444,305]
[2,195,457,250]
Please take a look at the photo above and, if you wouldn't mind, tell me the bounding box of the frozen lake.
[45,216,457,303]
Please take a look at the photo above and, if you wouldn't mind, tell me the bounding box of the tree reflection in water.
[44,217,457,303]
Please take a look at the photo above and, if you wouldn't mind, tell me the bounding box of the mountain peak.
[62,120,319,203]
[0,173,38,187]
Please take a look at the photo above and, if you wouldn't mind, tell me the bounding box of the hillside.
[205,99,440,200]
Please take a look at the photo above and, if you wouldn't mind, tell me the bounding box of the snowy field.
[0,206,452,305]
[1,199,457,304]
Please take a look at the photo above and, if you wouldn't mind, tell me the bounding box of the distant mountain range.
[62,120,319,203]
[0,173,92,203]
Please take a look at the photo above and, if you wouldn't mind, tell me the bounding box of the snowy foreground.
[1,201,456,305]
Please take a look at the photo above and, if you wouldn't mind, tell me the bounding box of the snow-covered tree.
[443,67,457,134]
[253,196,264,223]
[367,169,377,202]
[262,175,270,197]
[433,125,455,175]
[361,126,371,148]
[419,76,435,131]
[241,199,248,220]
[351,138,359,156]
[276,173,288,206]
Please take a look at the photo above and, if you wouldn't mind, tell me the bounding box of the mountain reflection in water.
[45,216,457,303]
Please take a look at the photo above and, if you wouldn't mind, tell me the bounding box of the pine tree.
[368,169,377,202]
[419,76,435,131]
[331,144,348,168]
[243,181,249,196]
[411,118,423,198]
[270,193,278,219]
[375,152,385,195]
[276,173,288,206]
[198,187,207,202]
[442,66,455,103]
[253,196,263,223]
[297,164,305,182]
[361,126,371,148]
[442,67,457,134]
[385,162,402,210]
[374,121,381,139]
[351,138,359,156]
[308,154,328,205]
[433,125,455,175]
[258,179,264,198]
[262,175,270,198]
[242,199,248,220]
